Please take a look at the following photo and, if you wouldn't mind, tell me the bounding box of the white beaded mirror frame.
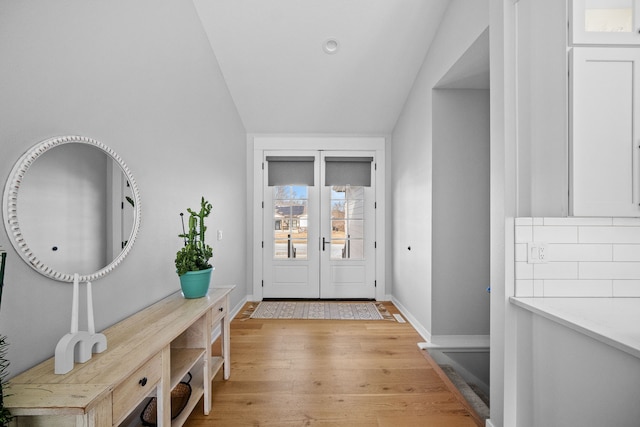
[2,135,142,283]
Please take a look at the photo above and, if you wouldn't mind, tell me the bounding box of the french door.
[262,150,376,299]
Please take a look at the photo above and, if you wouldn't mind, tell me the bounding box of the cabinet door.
[572,0,640,45]
[571,47,640,217]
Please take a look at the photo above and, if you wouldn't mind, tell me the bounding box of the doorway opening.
[426,27,491,399]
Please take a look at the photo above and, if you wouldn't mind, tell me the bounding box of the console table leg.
[158,346,171,427]
[222,316,230,380]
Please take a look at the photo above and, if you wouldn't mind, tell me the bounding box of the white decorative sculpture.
[55,273,107,374]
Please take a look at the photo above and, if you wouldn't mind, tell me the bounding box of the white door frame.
[250,136,387,301]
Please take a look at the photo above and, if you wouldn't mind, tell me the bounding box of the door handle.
[322,237,329,251]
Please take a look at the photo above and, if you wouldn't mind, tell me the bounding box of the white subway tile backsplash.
[515,262,533,280]
[534,262,578,280]
[579,262,640,280]
[612,218,640,226]
[613,245,640,261]
[549,244,612,262]
[515,280,534,297]
[543,217,612,226]
[579,227,640,244]
[515,226,532,243]
[515,280,545,297]
[515,217,640,297]
[533,226,578,243]
[515,243,527,262]
[613,280,640,297]
[515,218,533,226]
[542,280,612,297]
[533,280,544,297]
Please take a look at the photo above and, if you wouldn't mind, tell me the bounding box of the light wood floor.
[184,302,483,427]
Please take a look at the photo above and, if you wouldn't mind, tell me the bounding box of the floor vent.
[392,313,406,323]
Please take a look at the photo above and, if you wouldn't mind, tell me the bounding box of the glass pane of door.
[329,186,365,260]
[273,185,308,260]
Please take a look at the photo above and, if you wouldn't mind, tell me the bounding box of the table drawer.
[211,297,227,325]
[112,352,162,424]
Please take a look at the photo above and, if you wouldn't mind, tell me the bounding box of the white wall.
[391,0,490,341]
[0,0,247,377]
[432,89,490,335]
[516,0,568,217]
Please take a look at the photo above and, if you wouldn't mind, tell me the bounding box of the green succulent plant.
[175,197,213,276]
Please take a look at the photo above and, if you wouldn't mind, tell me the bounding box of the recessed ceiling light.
[323,38,339,55]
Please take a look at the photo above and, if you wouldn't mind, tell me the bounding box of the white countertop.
[510,297,640,359]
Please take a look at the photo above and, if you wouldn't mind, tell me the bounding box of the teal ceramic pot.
[178,267,213,299]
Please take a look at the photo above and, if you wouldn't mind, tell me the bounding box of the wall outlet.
[527,242,548,264]
[217,230,223,241]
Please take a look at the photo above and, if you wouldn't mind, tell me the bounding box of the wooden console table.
[5,286,233,426]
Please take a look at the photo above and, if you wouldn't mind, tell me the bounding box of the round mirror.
[3,136,141,282]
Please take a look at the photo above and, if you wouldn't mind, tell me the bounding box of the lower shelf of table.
[120,356,224,427]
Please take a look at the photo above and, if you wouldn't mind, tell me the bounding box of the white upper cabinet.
[572,0,640,44]
[571,47,640,216]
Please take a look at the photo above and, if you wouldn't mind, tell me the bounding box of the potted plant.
[175,197,214,299]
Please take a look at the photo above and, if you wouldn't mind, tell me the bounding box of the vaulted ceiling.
[193,0,451,134]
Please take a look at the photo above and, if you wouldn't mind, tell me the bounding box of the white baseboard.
[485,419,496,427]
[229,294,249,320]
[424,334,490,351]
[391,296,431,342]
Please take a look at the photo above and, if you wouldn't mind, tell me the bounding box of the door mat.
[249,301,393,320]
